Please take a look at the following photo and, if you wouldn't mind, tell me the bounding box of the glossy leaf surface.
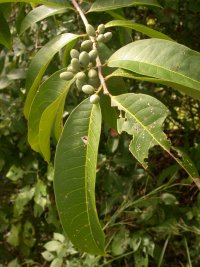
[28,70,74,162]
[89,0,162,12]
[24,33,78,118]
[54,99,105,255]
[105,20,173,41]
[20,5,70,35]
[108,39,200,100]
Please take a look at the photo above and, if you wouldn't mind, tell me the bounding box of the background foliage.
[1,0,200,266]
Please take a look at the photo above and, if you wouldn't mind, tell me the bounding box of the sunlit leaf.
[28,70,74,162]
[89,0,162,12]
[105,20,173,41]
[54,98,105,255]
[108,39,200,100]
[24,33,78,118]
[20,5,71,35]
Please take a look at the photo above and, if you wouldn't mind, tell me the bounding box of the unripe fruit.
[81,40,93,51]
[86,24,96,37]
[71,58,80,72]
[76,71,87,81]
[104,32,113,42]
[97,24,105,34]
[82,84,95,94]
[67,65,76,73]
[97,34,105,43]
[76,79,86,92]
[90,94,100,104]
[59,71,74,81]
[79,51,90,67]
[88,69,97,79]
[89,49,98,61]
[70,49,79,59]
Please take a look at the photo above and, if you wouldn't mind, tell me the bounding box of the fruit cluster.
[59,23,112,104]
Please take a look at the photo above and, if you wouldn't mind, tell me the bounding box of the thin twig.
[71,0,110,95]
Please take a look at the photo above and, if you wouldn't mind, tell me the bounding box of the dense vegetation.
[1,0,200,266]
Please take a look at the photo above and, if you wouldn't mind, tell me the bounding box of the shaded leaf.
[108,39,200,100]
[89,0,162,12]
[24,33,78,118]
[105,20,173,41]
[20,5,70,35]
[54,98,105,255]
[0,10,11,49]
[0,0,70,7]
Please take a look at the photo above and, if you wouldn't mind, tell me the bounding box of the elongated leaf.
[0,10,11,49]
[111,93,200,182]
[24,33,78,118]
[106,69,199,99]
[89,0,162,12]
[0,0,70,7]
[105,20,173,41]
[108,39,200,100]
[28,70,74,157]
[54,98,105,255]
[20,5,70,35]
[52,95,66,141]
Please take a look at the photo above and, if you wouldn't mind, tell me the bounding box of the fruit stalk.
[71,0,110,96]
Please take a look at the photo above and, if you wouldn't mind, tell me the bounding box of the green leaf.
[111,93,200,182]
[20,5,71,35]
[28,70,74,162]
[44,240,62,252]
[54,98,105,255]
[111,93,170,168]
[105,20,173,41]
[89,0,162,12]
[108,39,200,100]
[52,95,66,141]
[0,0,70,7]
[24,33,78,118]
[0,10,11,49]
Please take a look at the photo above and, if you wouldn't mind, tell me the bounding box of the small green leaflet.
[89,0,162,12]
[24,33,78,118]
[54,98,105,255]
[108,39,200,100]
[28,70,74,162]
[105,20,173,41]
[20,5,71,35]
[111,93,199,183]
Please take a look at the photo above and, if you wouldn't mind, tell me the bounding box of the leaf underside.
[108,38,200,100]
[54,98,105,255]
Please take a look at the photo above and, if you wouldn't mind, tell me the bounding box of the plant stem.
[71,0,110,95]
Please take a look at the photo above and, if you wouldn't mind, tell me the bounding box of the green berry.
[71,58,80,72]
[76,71,87,81]
[81,40,93,51]
[89,49,98,61]
[97,34,105,43]
[67,65,76,73]
[70,49,79,59]
[104,32,113,42]
[90,94,100,104]
[86,24,96,37]
[88,69,97,79]
[79,51,90,67]
[82,84,95,94]
[76,79,86,92]
[59,71,74,81]
[97,24,105,34]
